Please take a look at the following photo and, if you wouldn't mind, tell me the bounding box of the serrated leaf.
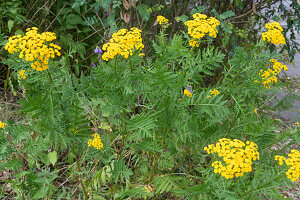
[110,159,133,183]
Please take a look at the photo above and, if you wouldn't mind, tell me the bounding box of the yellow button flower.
[275,150,300,182]
[88,133,104,150]
[184,13,220,47]
[5,27,61,72]
[0,121,7,129]
[204,138,260,179]
[261,22,285,45]
[102,28,144,61]
[157,15,169,25]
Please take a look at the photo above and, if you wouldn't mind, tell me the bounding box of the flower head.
[157,15,169,25]
[88,133,104,150]
[5,27,61,71]
[0,121,7,129]
[102,28,144,61]
[261,22,285,45]
[19,70,28,79]
[210,89,220,96]
[204,138,260,179]
[184,13,220,47]
[275,150,300,182]
[256,59,288,89]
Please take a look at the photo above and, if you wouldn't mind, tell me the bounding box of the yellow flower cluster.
[0,121,7,129]
[204,138,260,179]
[5,27,61,71]
[261,22,285,45]
[275,150,300,182]
[257,59,288,89]
[210,89,220,96]
[88,133,104,150]
[157,15,169,25]
[102,28,144,61]
[19,70,28,79]
[184,13,220,47]
[295,122,300,127]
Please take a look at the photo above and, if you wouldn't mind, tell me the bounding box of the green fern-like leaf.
[153,175,180,194]
[110,159,133,184]
[125,112,158,140]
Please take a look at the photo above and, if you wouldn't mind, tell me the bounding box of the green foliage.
[0,1,299,199]
[137,5,150,21]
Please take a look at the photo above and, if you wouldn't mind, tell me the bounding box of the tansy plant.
[1,11,298,200]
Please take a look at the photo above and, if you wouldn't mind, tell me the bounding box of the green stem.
[46,70,54,116]
[47,70,53,84]
[4,68,10,94]
[114,58,118,79]
[172,147,190,173]
[148,154,158,183]
[129,59,133,73]
[71,146,89,199]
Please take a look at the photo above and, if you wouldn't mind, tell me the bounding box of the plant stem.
[172,147,190,173]
[129,59,133,73]
[71,146,89,199]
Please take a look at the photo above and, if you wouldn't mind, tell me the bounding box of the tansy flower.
[184,86,193,97]
[88,133,104,150]
[255,59,288,89]
[0,121,7,129]
[275,150,300,182]
[19,70,27,79]
[5,28,61,72]
[157,15,169,25]
[261,22,285,45]
[184,13,220,47]
[204,138,260,179]
[295,122,299,126]
[102,28,144,61]
[210,89,220,96]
